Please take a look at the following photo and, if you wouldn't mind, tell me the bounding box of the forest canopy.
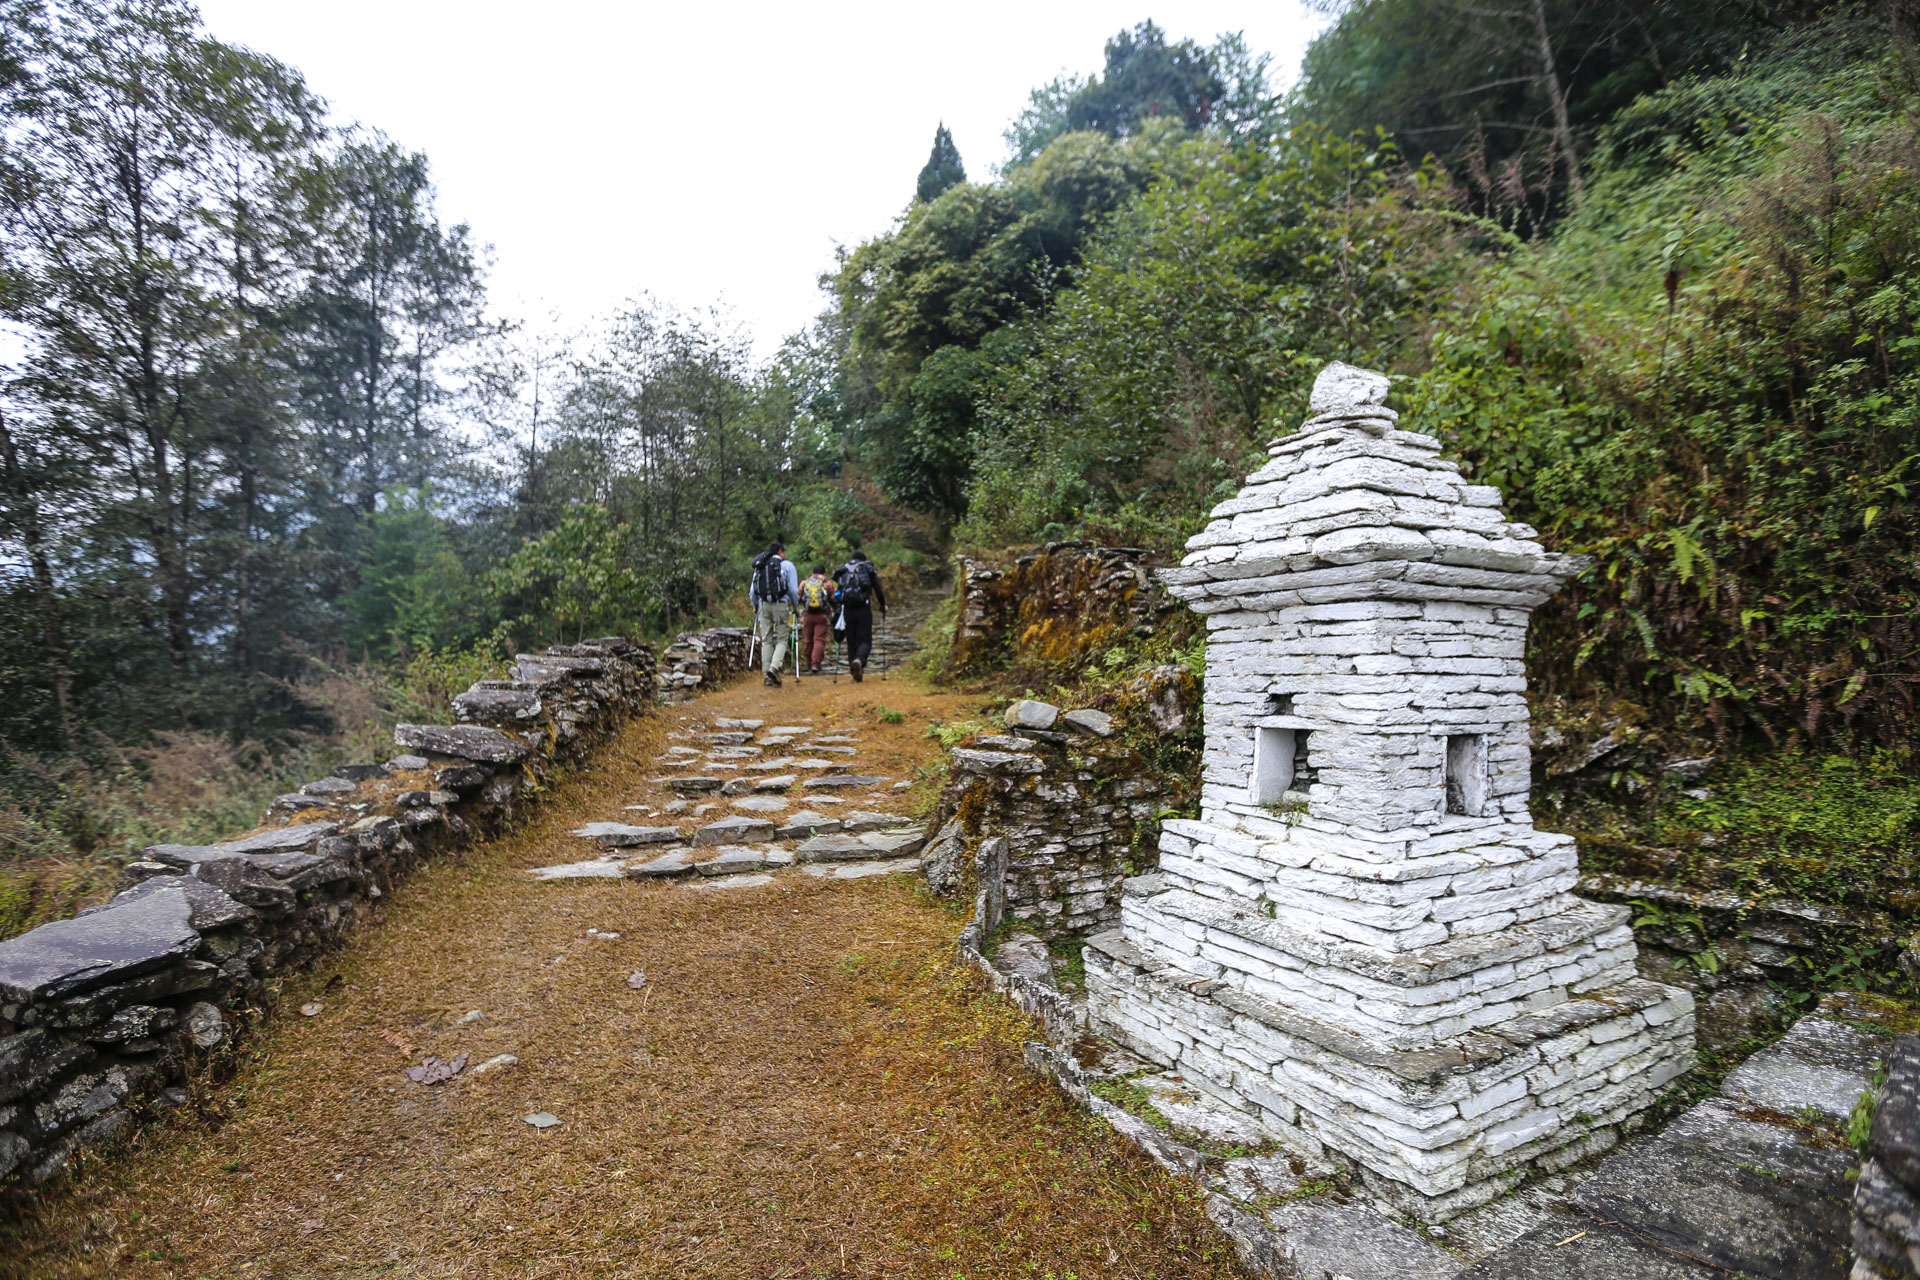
[1,0,1915,887]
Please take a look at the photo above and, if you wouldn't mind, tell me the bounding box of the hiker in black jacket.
[833,549,887,682]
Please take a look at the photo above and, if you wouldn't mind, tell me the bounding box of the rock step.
[1462,991,1891,1280]
[800,775,889,791]
[571,823,682,848]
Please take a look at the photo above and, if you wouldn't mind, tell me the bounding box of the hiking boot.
[850,659,864,682]
[770,671,782,687]
[762,674,775,687]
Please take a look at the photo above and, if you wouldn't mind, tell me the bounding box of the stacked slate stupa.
[1084,362,1694,1215]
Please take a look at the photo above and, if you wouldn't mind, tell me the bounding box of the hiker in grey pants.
[748,541,800,687]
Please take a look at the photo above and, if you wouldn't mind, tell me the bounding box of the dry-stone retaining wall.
[0,637,657,1186]
[923,689,1193,939]
[950,543,1182,673]
[1858,1034,1920,1279]
[656,627,752,702]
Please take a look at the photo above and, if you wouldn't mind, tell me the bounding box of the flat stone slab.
[1456,1220,1722,1279]
[794,831,923,862]
[1722,1014,1888,1122]
[712,718,763,731]
[1263,1201,1457,1280]
[776,811,841,839]
[953,748,1043,775]
[707,746,762,760]
[623,850,695,880]
[798,744,857,755]
[1135,1072,1270,1149]
[743,758,798,773]
[692,815,776,846]
[811,735,859,744]
[216,822,339,854]
[696,847,767,876]
[571,823,682,848]
[703,731,754,745]
[729,795,787,813]
[685,873,775,890]
[1572,1096,1855,1279]
[664,776,725,794]
[766,725,811,735]
[800,775,888,791]
[528,857,629,881]
[106,876,253,931]
[752,774,797,792]
[1213,1150,1344,1204]
[0,888,202,1002]
[861,831,925,855]
[793,759,845,770]
[841,811,899,833]
[1063,708,1115,737]
[393,723,529,765]
[801,856,923,880]
[993,933,1055,987]
[1003,699,1060,730]
[794,834,875,863]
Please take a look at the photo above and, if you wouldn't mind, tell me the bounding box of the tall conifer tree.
[914,123,966,203]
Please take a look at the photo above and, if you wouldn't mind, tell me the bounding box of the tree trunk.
[1528,0,1585,203]
[0,405,75,749]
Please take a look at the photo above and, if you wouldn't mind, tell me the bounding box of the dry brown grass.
[4,673,1250,1280]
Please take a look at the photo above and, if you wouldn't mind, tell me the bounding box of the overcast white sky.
[195,1,1328,356]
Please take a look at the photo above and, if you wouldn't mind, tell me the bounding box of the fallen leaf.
[404,1054,469,1085]
[299,1002,324,1017]
[627,970,648,989]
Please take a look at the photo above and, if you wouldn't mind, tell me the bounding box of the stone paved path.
[5,620,1249,1280]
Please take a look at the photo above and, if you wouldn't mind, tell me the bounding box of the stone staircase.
[525,713,926,888]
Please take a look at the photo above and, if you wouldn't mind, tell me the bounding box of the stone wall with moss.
[0,638,657,1186]
[923,671,1201,939]
[949,543,1184,675]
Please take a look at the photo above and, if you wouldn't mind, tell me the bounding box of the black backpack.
[751,552,784,602]
[838,559,874,606]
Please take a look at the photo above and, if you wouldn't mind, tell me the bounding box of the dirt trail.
[6,666,1247,1280]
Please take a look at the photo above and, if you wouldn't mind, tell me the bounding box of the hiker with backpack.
[748,541,800,687]
[833,548,887,682]
[798,565,839,676]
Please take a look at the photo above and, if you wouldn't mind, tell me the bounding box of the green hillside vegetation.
[0,2,1916,927]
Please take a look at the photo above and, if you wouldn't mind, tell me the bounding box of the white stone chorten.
[1084,362,1695,1215]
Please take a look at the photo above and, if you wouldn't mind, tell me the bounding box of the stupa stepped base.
[1122,880,1644,1050]
[1084,929,1694,1217]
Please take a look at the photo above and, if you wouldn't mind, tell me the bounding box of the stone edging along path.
[0,636,661,1187]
